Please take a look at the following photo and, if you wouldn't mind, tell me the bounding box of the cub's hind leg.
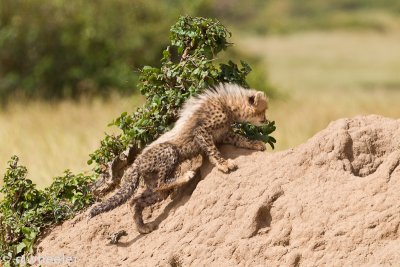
[132,155,204,234]
[156,170,196,192]
[131,189,169,234]
[156,154,203,192]
[139,142,180,188]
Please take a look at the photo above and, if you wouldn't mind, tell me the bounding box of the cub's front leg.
[194,129,237,173]
[222,132,265,151]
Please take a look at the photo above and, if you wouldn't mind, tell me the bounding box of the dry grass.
[238,30,400,150]
[268,88,400,150]
[238,31,400,91]
[0,95,142,187]
[2,30,400,187]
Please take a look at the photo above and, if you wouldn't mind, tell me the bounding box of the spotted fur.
[89,83,269,234]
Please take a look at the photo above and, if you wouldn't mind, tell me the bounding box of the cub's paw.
[227,159,238,171]
[251,140,266,151]
[216,163,229,173]
[217,159,237,173]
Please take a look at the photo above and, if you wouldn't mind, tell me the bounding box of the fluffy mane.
[179,83,254,122]
[148,83,254,147]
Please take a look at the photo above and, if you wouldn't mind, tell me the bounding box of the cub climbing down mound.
[89,83,269,234]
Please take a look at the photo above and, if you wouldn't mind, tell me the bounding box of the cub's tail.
[89,164,140,218]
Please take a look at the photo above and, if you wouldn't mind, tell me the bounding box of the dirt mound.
[35,115,400,266]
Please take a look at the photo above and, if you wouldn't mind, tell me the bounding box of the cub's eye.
[248,96,255,105]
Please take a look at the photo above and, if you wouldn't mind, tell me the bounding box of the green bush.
[0,156,94,266]
[0,0,208,101]
[1,0,398,102]
[0,15,276,265]
[89,15,276,171]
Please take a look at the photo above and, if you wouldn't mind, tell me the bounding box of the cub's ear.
[254,92,265,105]
[254,91,268,110]
[248,95,255,105]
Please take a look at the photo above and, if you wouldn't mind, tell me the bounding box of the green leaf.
[16,242,26,254]
[21,227,37,240]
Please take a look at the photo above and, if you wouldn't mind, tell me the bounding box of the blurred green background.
[1,0,400,186]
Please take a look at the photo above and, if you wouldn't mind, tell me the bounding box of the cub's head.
[237,90,268,126]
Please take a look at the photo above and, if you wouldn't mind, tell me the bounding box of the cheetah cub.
[89,83,269,234]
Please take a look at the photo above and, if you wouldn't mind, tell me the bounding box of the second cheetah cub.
[89,83,269,234]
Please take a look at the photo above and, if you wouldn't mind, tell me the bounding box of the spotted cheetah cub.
[89,83,269,234]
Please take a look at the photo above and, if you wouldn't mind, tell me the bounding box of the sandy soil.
[35,115,400,266]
